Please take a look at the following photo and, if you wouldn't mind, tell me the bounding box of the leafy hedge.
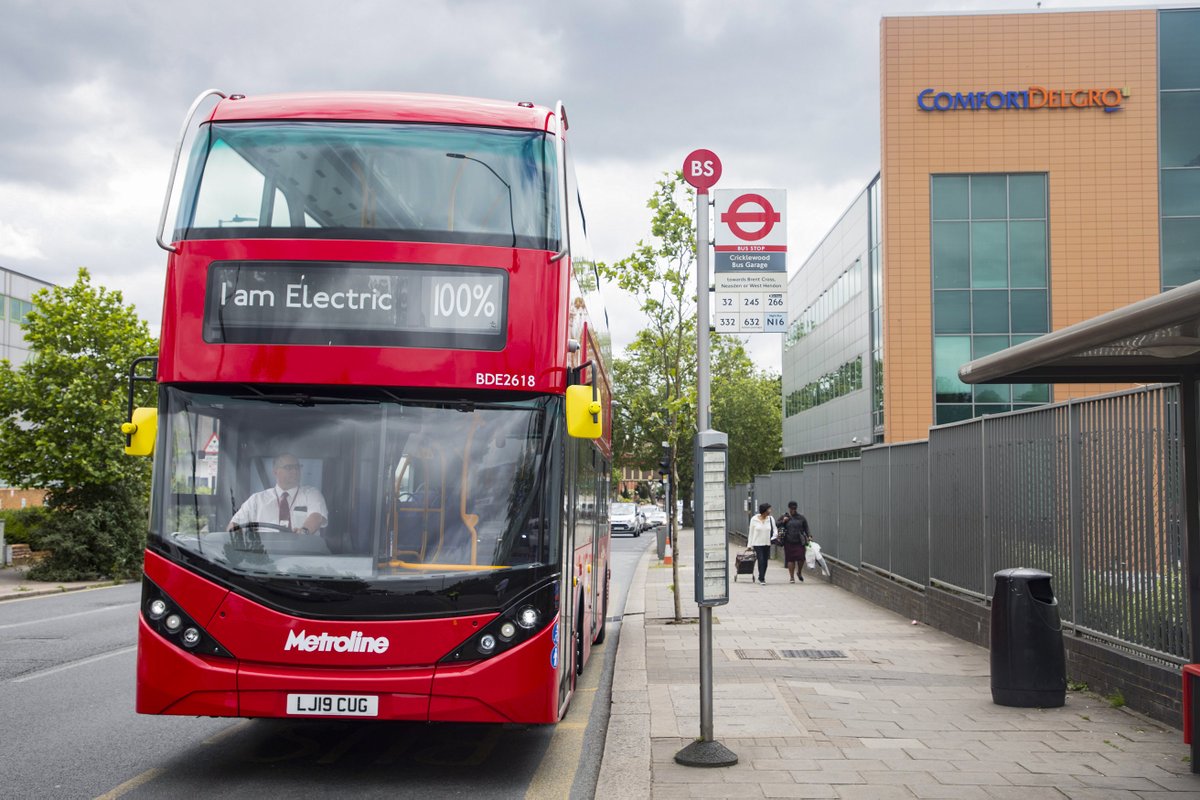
[0,506,50,548]
[27,485,147,581]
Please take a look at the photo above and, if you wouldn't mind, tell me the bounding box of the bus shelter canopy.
[959,279,1200,385]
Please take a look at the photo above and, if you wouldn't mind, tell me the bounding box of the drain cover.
[734,649,779,660]
[779,649,848,659]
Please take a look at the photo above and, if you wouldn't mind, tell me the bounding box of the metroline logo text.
[918,86,1128,113]
[285,629,390,654]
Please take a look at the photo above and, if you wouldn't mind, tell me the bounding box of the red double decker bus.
[125,91,612,724]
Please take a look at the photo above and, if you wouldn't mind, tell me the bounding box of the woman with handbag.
[777,501,810,583]
[746,502,777,585]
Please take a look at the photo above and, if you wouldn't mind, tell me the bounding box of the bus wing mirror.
[565,385,602,439]
[121,407,158,456]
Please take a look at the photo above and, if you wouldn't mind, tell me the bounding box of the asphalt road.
[0,533,653,800]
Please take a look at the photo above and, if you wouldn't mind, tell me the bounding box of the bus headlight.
[141,576,234,659]
[516,606,540,630]
[440,579,558,664]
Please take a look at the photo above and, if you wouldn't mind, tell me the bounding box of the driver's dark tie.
[278,491,290,523]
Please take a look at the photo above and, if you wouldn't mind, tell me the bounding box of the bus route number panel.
[203,261,508,350]
[713,283,786,333]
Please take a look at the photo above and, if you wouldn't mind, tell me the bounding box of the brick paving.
[597,528,1198,799]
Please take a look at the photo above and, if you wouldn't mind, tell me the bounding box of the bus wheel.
[592,566,609,645]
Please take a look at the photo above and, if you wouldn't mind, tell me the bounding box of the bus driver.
[228,453,329,535]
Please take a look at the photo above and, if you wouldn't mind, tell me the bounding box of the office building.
[1,265,53,368]
[784,6,1200,462]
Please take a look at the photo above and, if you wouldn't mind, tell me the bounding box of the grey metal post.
[675,187,736,768]
[1176,378,1200,772]
[1068,401,1084,627]
[981,418,991,597]
[698,196,711,432]
[662,472,672,561]
[0,519,6,567]
[697,192,713,740]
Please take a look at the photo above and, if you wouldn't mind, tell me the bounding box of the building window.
[784,356,863,417]
[784,259,863,349]
[931,174,1050,425]
[1161,9,1200,289]
[867,177,884,434]
[8,297,33,324]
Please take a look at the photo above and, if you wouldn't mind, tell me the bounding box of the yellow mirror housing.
[123,407,158,456]
[566,385,603,439]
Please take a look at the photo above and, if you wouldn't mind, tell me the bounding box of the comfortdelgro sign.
[918,86,1129,113]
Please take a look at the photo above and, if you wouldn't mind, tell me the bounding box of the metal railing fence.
[731,384,1187,662]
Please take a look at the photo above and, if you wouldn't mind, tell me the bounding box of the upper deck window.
[175,122,558,251]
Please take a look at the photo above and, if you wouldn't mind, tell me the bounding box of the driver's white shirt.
[229,485,328,530]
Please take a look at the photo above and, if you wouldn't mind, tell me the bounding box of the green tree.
[599,171,697,622]
[604,172,787,619]
[0,268,157,579]
[711,337,783,483]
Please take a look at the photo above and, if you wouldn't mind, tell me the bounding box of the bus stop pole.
[697,194,714,743]
[675,184,736,768]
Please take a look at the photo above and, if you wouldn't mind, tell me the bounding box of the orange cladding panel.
[880,10,1160,440]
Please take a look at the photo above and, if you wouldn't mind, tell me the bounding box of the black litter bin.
[990,568,1066,708]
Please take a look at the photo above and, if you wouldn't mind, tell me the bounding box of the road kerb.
[595,544,654,799]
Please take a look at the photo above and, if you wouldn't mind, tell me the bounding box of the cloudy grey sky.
[0,0,1129,370]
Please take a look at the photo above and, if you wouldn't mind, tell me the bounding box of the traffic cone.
[663,537,672,565]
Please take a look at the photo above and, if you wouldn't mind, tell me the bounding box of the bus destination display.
[204,261,507,349]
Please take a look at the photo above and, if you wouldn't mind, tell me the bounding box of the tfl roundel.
[714,189,787,248]
[721,193,781,241]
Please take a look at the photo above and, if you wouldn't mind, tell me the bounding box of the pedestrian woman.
[746,502,777,585]
[777,501,810,583]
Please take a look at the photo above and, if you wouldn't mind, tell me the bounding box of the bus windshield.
[175,122,558,250]
[153,387,561,618]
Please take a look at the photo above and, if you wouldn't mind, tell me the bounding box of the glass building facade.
[784,7,1200,454]
[931,174,1051,424]
[867,179,883,437]
[1161,8,1200,289]
[0,266,52,368]
[781,176,877,465]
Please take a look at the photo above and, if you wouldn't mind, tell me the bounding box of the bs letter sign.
[683,149,722,194]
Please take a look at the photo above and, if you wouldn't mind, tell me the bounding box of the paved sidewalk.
[0,564,122,601]
[598,527,1197,799]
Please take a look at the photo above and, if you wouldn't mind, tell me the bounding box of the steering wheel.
[397,492,416,503]
[228,522,295,534]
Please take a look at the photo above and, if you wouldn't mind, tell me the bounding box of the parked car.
[609,502,645,537]
[639,504,667,529]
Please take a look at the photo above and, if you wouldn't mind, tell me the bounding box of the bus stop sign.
[683,149,722,194]
[713,188,788,335]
